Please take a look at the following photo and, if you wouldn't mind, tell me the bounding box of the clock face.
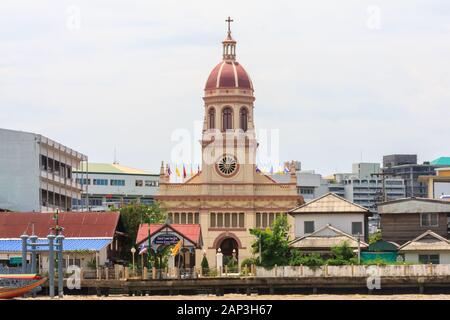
[216,155,238,176]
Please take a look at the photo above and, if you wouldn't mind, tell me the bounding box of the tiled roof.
[289,224,368,249]
[399,230,450,251]
[136,223,201,247]
[74,162,155,175]
[0,212,120,238]
[289,193,369,214]
[0,238,112,252]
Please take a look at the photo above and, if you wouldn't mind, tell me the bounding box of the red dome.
[205,61,253,90]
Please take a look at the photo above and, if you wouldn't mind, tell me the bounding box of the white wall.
[294,213,365,238]
[0,129,40,211]
[404,251,450,264]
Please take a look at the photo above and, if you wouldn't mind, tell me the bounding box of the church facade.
[156,20,303,267]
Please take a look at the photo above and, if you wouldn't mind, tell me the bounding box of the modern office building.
[0,128,87,212]
[382,154,439,198]
[72,162,159,211]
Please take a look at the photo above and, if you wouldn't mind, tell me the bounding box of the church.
[156,18,303,267]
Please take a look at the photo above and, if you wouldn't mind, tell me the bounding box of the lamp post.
[131,247,136,271]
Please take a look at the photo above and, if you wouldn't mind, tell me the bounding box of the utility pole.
[259,234,262,264]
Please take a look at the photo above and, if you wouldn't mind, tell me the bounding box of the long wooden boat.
[0,275,47,299]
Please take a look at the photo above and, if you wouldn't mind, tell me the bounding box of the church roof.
[289,193,370,214]
[205,61,253,90]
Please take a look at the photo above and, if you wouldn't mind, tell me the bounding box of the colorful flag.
[183,165,187,178]
[175,166,181,177]
[198,165,200,173]
[190,165,193,177]
[167,164,172,176]
[138,244,148,255]
[256,166,261,173]
[171,240,182,256]
[284,166,290,174]
[270,166,274,175]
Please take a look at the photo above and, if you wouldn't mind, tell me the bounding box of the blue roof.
[0,238,112,252]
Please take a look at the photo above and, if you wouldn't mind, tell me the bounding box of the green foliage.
[326,241,358,265]
[289,251,324,268]
[87,259,96,269]
[249,215,291,268]
[119,202,167,260]
[240,257,257,269]
[201,255,209,270]
[369,231,382,244]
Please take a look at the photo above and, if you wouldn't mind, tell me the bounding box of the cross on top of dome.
[226,16,233,36]
[222,16,236,61]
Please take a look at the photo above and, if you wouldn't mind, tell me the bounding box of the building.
[430,157,450,167]
[382,154,439,198]
[398,230,450,264]
[419,167,450,200]
[0,128,87,212]
[73,162,159,211]
[136,223,202,268]
[0,212,125,269]
[156,22,303,267]
[289,193,370,241]
[289,224,368,254]
[378,198,450,245]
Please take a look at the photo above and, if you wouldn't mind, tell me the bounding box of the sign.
[9,257,22,266]
[153,234,180,245]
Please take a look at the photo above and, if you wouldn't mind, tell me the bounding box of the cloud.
[0,0,449,176]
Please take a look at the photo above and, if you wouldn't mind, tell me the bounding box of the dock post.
[30,235,38,274]
[56,235,64,298]
[143,267,148,279]
[124,267,129,280]
[48,234,55,298]
[225,265,228,276]
[152,267,157,279]
[21,234,29,274]
[105,267,109,280]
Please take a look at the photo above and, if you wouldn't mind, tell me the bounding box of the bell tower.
[201,17,257,186]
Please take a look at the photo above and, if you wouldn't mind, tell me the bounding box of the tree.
[249,215,291,268]
[326,241,358,265]
[369,230,382,244]
[289,251,324,268]
[119,202,167,261]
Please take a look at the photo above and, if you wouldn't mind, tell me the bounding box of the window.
[352,222,363,235]
[76,178,90,185]
[93,179,108,186]
[225,213,231,227]
[168,213,173,223]
[145,180,158,187]
[174,213,180,224]
[188,212,193,224]
[421,213,439,227]
[239,213,245,228]
[256,212,282,229]
[232,213,238,227]
[262,213,268,228]
[269,213,275,226]
[419,254,440,264]
[135,180,143,187]
[222,107,233,130]
[111,179,125,186]
[210,213,216,227]
[181,212,187,224]
[217,213,223,227]
[239,107,248,132]
[208,107,215,129]
[304,221,315,234]
[194,212,199,224]
[256,213,261,228]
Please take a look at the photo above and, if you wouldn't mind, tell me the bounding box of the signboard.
[153,234,180,245]
[9,257,22,266]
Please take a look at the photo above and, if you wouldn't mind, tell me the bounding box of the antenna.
[113,147,118,164]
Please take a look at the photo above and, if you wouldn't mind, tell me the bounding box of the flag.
[175,166,181,177]
[256,166,261,173]
[270,166,274,175]
[284,166,290,174]
[171,240,182,256]
[167,164,172,176]
[190,165,193,177]
[183,165,187,178]
[198,165,200,173]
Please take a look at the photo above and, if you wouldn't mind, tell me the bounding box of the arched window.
[222,107,233,131]
[208,107,215,129]
[239,107,248,132]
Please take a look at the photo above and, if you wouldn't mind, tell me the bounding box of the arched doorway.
[219,237,239,261]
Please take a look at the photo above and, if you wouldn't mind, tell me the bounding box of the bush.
[201,255,209,270]
[240,258,257,269]
[289,251,324,268]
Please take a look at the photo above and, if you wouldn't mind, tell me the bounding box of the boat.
[0,274,47,299]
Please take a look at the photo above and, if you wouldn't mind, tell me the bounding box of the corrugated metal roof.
[74,162,154,175]
[289,193,369,214]
[431,157,450,166]
[0,212,120,238]
[399,230,450,251]
[136,223,201,247]
[0,238,112,252]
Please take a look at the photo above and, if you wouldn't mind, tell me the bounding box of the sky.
[1,1,449,176]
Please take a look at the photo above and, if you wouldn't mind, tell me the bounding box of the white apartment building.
[72,162,159,211]
[0,128,87,212]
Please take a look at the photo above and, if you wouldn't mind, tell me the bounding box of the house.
[289,224,368,254]
[418,167,450,200]
[288,193,370,242]
[136,223,202,268]
[0,212,126,270]
[398,230,450,264]
[378,197,450,245]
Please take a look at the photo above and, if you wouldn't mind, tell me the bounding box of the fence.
[255,264,450,278]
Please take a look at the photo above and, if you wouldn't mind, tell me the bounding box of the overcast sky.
[1,1,449,176]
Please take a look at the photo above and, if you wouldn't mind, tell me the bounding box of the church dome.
[205,61,253,90]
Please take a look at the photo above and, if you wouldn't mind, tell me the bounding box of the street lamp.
[130,247,136,271]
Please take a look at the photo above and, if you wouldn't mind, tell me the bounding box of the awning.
[0,238,113,252]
